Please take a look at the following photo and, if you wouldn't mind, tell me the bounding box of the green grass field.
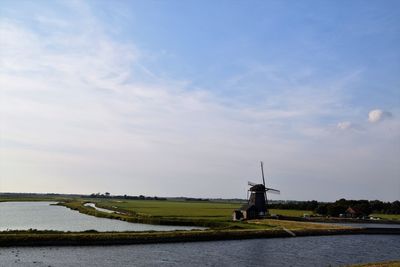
[371,213,400,220]
[86,199,317,223]
[93,199,239,220]
[249,219,349,230]
[90,199,315,219]
[269,209,314,217]
[348,260,400,267]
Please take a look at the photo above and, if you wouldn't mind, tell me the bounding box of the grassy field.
[249,219,349,230]
[269,209,314,217]
[61,199,252,228]
[95,199,239,220]
[371,214,400,220]
[86,199,314,219]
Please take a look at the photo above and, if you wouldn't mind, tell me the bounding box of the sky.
[0,0,399,201]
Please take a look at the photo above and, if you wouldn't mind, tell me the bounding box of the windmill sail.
[266,188,280,194]
[261,161,266,186]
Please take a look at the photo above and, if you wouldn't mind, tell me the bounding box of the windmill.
[233,161,280,220]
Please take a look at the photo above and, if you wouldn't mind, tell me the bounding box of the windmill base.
[232,208,270,221]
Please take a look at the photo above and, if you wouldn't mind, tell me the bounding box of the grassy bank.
[371,214,400,221]
[348,260,400,267]
[0,227,371,247]
[269,209,313,217]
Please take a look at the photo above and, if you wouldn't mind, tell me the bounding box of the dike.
[1,227,399,247]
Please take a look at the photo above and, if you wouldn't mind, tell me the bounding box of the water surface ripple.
[0,235,399,266]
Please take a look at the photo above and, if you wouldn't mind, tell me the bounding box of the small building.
[232,209,244,221]
[233,204,258,221]
[345,206,362,218]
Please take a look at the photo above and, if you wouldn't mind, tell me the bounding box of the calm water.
[0,202,200,232]
[0,235,399,266]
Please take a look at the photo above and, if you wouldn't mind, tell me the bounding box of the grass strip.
[0,228,370,247]
[347,260,400,267]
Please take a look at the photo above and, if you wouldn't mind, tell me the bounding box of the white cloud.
[368,109,392,123]
[337,121,353,130]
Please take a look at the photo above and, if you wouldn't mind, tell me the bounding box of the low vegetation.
[60,199,233,228]
[249,219,350,230]
[270,199,400,218]
[348,261,400,267]
[0,227,368,247]
[269,209,313,217]
[370,214,400,221]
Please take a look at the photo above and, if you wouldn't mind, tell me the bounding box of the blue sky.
[0,0,399,201]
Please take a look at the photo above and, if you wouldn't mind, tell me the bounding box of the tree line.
[269,199,400,217]
[89,193,167,201]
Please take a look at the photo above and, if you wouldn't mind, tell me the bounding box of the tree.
[327,203,346,217]
[353,200,372,216]
[315,204,328,215]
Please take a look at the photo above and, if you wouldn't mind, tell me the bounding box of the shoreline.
[1,227,399,247]
[275,215,400,225]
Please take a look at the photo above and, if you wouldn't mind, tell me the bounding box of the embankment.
[276,215,400,225]
[1,227,399,247]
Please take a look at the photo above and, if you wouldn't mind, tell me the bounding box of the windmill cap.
[249,184,266,191]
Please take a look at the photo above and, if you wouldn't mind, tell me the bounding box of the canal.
[0,234,399,266]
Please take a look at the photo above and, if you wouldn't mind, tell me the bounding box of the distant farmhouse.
[344,206,363,218]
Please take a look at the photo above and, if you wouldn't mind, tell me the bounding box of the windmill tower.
[233,162,280,220]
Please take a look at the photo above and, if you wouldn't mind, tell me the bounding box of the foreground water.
[0,235,399,266]
[0,202,199,232]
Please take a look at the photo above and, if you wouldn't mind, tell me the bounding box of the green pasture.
[349,260,400,267]
[88,199,316,221]
[371,213,400,220]
[93,199,238,221]
[269,209,314,217]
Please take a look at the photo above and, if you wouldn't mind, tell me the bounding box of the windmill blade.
[248,181,257,186]
[260,161,266,187]
[266,188,280,194]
